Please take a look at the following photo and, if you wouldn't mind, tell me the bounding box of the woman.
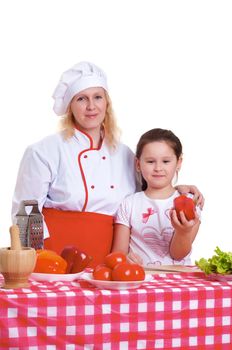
[12,61,203,266]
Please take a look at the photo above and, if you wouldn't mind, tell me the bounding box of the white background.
[0,1,231,262]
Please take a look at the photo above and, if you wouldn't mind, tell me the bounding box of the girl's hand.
[127,251,143,265]
[170,208,200,234]
[176,185,205,209]
[169,208,201,261]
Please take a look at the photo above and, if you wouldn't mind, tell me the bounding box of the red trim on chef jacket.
[76,127,104,212]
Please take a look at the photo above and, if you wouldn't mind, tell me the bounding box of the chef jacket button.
[91,185,95,189]
[102,156,106,160]
[110,185,114,189]
[84,155,88,158]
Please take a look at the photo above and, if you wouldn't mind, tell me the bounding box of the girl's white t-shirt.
[115,191,201,267]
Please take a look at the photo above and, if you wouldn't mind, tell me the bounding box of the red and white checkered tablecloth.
[0,272,231,350]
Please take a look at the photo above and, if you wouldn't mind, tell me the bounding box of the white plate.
[207,273,232,282]
[81,273,152,290]
[30,271,84,282]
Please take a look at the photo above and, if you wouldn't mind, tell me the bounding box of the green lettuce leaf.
[195,246,232,274]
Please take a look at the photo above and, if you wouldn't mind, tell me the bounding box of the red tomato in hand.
[174,195,196,221]
[112,262,145,281]
[93,264,112,281]
[104,252,127,269]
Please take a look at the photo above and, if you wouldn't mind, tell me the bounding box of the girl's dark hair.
[136,128,182,190]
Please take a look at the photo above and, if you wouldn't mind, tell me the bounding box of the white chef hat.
[52,61,108,116]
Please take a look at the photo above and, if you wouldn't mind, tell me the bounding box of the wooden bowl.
[0,247,36,289]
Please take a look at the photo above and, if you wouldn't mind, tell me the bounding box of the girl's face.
[70,87,107,134]
[136,141,182,191]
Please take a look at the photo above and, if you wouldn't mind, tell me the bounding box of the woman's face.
[70,87,107,133]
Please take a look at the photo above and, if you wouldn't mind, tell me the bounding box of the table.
[0,271,232,350]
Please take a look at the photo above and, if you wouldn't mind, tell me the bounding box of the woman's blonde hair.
[59,92,121,149]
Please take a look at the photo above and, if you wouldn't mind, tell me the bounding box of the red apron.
[42,208,113,267]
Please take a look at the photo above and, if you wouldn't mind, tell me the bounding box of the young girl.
[112,128,201,266]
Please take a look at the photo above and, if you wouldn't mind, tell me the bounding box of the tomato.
[104,252,127,269]
[174,195,195,221]
[93,264,112,281]
[112,262,145,281]
[61,245,92,273]
[132,264,145,281]
[34,249,67,274]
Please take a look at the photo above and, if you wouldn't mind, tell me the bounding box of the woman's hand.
[176,185,205,209]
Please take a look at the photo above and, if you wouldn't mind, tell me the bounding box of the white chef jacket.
[12,129,137,236]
